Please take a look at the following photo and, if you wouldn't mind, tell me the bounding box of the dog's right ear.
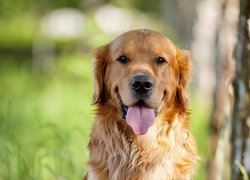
[91,44,109,105]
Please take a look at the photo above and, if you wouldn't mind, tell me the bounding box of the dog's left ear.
[176,50,192,110]
[91,44,109,105]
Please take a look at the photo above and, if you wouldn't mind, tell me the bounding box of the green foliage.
[0,0,82,18]
[0,15,38,49]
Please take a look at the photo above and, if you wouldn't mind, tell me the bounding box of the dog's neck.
[90,105,195,179]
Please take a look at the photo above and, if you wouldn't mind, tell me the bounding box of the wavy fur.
[85,29,198,180]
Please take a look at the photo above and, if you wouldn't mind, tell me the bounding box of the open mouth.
[119,95,158,118]
[118,94,159,135]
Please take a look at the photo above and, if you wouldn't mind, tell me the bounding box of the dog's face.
[92,29,191,135]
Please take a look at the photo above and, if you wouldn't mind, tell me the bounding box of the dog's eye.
[116,55,129,64]
[156,57,167,65]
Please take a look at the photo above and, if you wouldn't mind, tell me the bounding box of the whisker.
[103,97,114,109]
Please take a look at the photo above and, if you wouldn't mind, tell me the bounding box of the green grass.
[190,95,210,180]
[0,55,210,179]
[0,55,94,179]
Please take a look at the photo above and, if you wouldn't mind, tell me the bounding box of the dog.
[85,29,198,180]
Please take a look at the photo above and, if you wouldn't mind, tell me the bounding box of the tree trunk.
[231,0,250,179]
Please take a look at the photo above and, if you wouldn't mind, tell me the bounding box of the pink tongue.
[126,105,155,135]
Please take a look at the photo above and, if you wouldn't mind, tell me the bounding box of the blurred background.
[0,0,248,179]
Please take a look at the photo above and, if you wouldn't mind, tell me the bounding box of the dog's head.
[91,29,192,135]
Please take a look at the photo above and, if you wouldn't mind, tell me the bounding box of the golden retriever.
[85,29,198,180]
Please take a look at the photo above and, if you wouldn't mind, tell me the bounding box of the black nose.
[131,75,154,94]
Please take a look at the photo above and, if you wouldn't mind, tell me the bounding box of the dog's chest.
[110,133,176,179]
[146,162,174,180]
[109,152,175,180]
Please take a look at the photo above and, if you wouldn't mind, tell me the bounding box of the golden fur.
[85,29,198,180]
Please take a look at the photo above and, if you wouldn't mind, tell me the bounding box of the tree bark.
[207,0,238,178]
[231,0,250,179]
